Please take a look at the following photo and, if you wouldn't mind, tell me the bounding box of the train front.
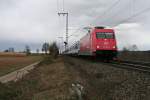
[92,27,118,60]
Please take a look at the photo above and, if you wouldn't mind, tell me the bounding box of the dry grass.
[0,56,74,100]
[118,51,150,62]
[0,56,42,76]
[0,52,26,57]
[64,56,150,100]
[1,55,150,100]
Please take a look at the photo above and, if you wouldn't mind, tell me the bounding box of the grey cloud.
[0,0,150,51]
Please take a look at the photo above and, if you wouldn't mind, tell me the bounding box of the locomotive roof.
[94,26,105,29]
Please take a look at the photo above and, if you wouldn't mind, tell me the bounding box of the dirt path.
[0,62,40,83]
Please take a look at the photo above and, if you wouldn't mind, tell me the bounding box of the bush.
[49,42,59,59]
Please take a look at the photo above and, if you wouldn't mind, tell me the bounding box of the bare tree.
[131,44,138,51]
[122,46,129,52]
[36,49,39,54]
[42,43,49,55]
[25,45,31,55]
[123,44,138,52]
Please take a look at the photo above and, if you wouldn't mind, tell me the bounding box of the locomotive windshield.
[96,32,114,39]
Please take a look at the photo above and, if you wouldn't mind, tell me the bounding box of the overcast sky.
[0,0,150,52]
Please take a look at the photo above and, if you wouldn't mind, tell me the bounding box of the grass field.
[0,52,26,57]
[1,55,150,100]
[0,56,73,100]
[0,56,42,76]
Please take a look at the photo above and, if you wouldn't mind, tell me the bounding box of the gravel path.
[0,62,40,83]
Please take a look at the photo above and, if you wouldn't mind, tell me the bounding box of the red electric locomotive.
[79,26,117,60]
[65,26,117,60]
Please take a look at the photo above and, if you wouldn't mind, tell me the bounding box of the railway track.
[109,60,150,73]
[67,56,150,73]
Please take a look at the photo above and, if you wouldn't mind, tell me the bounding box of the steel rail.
[109,61,150,73]
[67,55,150,73]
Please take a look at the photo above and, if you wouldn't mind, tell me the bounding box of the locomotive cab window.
[105,33,114,39]
[96,32,114,39]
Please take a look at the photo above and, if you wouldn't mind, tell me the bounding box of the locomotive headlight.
[97,45,100,48]
[113,46,116,49]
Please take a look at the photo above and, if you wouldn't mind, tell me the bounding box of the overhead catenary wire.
[98,0,132,26]
[104,0,121,14]
[57,0,82,42]
[89,0,122,26]
[90,0,150,27]
[68,0,149,43]
[57,0,65,11]
[57,0,61,36]
[110,0,136,26]
[67,0,149,33]
[63,0,65,11]
[114,6,150,26]
[70,28,82,35]
[57,0,66,43]
[56,0,59,12]
[57,0,69,50]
